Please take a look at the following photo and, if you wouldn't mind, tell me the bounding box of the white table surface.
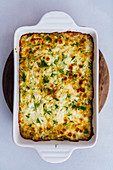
[0,0,113,169]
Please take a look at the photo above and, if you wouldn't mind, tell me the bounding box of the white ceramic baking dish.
[13,11,99,163]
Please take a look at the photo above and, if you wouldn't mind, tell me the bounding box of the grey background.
[0,0,113,169]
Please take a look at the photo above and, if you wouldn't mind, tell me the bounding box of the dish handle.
[34,145,74,163]
[36,11,78,29]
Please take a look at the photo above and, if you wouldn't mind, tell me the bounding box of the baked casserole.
[19,31,94,141]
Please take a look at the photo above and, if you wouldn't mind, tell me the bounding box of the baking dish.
[13,11,99,163]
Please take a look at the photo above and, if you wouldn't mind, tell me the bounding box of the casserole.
[19,31,94,142]
[13,11,99,163]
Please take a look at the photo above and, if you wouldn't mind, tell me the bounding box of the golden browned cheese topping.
[19,32,94,141]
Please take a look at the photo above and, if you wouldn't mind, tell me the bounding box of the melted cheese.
[19,32,94,141]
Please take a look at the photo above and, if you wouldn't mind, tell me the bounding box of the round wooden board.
[2,50,109,113]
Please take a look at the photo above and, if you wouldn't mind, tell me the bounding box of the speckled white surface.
[0,0,113,169]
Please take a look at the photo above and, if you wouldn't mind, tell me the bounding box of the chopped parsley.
[51,52,54,56]
[67,113,72,116]
[22,72,26,82]
[46,36,52,41]
[67,94,71,98]
[55,104,59,109]
[29,50,34,54]
[28,124,32,127]
[55,39,57,43]
[62,53,67,61]
[44,108,52,115]
[51,73,56,77]
[72,105,86,111]
[53,120,58,124]
[26,113,30,119]
[88,62,92,69]
[63,121,68,125]
[34,102,40,110]
[59,68,64,74]
[81,50,85,53]
[41,136,43,141]
[54,57,59,64]
[32,93,35,99]
[84,129,89,134]
[66,37,69,40]
[42,75,49,84]
[71,56,75,61]
[26,86,30,89]
[36,118,41,124]
[64,106,68,110]
[40,60,49,67]
[66,70,73,75]
[72,78,77,81]
[71,42,79,46]
[75,59,77,65]
[54,98,59,101]
[23,90,27,94]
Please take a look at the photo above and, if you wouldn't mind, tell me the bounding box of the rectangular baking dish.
[13,11,99,163]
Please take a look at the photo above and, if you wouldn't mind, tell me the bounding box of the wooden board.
[99,50,109,112]
[2,50,109,113]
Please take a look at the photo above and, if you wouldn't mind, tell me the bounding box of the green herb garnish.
[46,36,52,41]
[71,56,75,61]
[72,105,86,111]
[32,93,35,99]
[28,124,32,127]
[59,69,64,74]
[64,106,68,110]
[41,60,49,67]
[42,75,49,84]
[88,62,92,69]
[84,129,89,134]
[71,42,79,46]
[55,39,57,43]
[63,121,68,125]
[54,98,59,101]
[81,50,85,53]
[67,113,72,116]
[55,104,59,109]
[23,90,27,95]
[53,120,58,124]
[29,50,34,54]
[41,136,43,141]
[72,78,77,81]
[34,102,40,110]
[51,73,56,77]
[26,86,30,89]
[81,64,84,68]
[62,53,67,61]
[36,118,41,124]
[26,113,30,119]
[67,94,71,98]
[44,108,52,115]
[54,57,59,64]
[66,70,73,75]
[22,72,26,82]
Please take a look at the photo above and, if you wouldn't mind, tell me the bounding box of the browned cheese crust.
[19,31,94,141]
